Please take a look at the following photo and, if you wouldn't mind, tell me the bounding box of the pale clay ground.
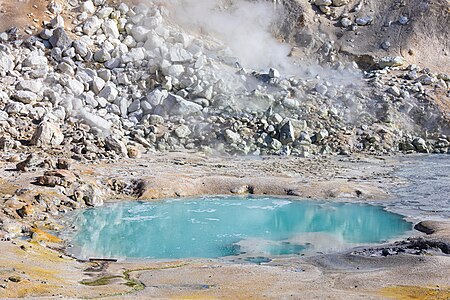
[0,152,450,299]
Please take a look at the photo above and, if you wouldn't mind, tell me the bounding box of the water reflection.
[68,197,411,259]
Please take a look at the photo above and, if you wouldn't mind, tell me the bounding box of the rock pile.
[0,0,448,163]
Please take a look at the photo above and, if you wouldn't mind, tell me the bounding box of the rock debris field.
[0,0,448,165]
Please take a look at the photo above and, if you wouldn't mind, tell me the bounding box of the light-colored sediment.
[1,152,450,299]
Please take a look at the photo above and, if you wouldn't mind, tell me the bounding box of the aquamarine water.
[67,197,412,259]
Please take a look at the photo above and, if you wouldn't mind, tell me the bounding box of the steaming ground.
[163,0,363,83]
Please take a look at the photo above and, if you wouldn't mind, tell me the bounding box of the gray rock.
[149,114,164,125]
[105,135,128,156]
[315,0,332,6]
[104,58,121,69]
[387,86,401,97]
[49,28,72,49]
[412,137,428,153]
[315,83,328,96]
[174,124,192,138]
[381,41,391,50]
[98,83,118,102]
[94,49,111,63]
[355,16,373,26]
[279,121,295,144]
[268,68,280,78]
[50,15,65,28]
[128,99,141,113]
[314,129,329,143]
[398,16,409,25]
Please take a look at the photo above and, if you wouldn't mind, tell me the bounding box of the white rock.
[83,16,102,35]
[116,73,130,85]
[377,56,404,68]
[169,47,193,63]
[78,108,111,135]
[97,7,114,18]
[121,47,145,63]
[13,91,40,104]
[30,121,64,146]
[269,68,280,78]
[102,19,120,39]
[143,31,164,50]
[57,62,75,75]
[118,3,129,14]
[91,76,106,94]
[224,129,241,144]
[142,14,163,29]
[68,79,85,96]
[166,64,185,77]
[81,0,95,14]
[164,94,203,116]
[131,26,150,42]
[341,17,353,27]
[123,35,137,48]
[16,80,43,93]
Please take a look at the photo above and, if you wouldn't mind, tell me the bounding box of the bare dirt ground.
[280,0,450,74]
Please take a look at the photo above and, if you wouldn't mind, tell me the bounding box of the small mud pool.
[66,197,412,259]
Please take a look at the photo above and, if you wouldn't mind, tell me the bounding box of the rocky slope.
[0,0,448,166]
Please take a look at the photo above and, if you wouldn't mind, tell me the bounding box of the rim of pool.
[59,195,419,262]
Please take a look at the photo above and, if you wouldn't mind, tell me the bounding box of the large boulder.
[163,94,203,116]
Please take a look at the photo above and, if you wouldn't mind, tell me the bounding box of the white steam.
[161,0,293,72]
